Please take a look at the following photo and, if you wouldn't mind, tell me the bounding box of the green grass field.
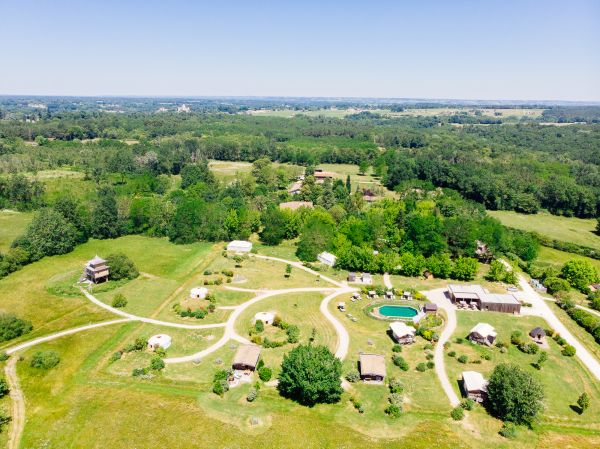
[0,210,33,252]
[2,234,600,448]
[489,210,600,252]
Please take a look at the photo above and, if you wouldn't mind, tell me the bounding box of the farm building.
[468,323,497,346]
[190,287,209,299]
[279,201,313,211]
[148,334,172,350]
[461,371,488,402]
[447,284,521,314]
[423,303,438,314]
[529,327,546,341]
[287,181,303,195]
[317,251,337,267]
[313,170,335,183]
[389,321,416,344]
[227,240,253,253]
[480,293,521,314]
[347,272,357,282]
[359,353,386,381]
[254,311,275,325]
[84,255,109,283]
[232,344,261,371]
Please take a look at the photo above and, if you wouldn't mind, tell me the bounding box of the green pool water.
[377,305,419,318]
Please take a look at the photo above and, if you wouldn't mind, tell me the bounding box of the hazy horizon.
[1,0,599,101]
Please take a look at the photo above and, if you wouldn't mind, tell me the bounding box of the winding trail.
[319,288,355,360]
[254,255,346,288]
[80,289,226,330]
[422,288,460,407]
[383,273,392,289]
[5,357,25,449]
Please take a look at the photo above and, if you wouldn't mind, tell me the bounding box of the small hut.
[461,371,488,402]
[361,273,373,285]
[84,255,109,283]
[423,303,438,314]
[347,272,357,282]
[529,327,546,342]
[254,311,275,325]
[468,323,497,346]
[190,287,209,299]
[368,290,377,299]
[338,302,346,312]
[317,251,337,267]
[389,322,416,344]
[227,240,252,253]
[148,334,172,350]
[232,344,261,371]
[359,353,386,381]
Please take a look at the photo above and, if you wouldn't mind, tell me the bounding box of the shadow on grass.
[569,404,584,415]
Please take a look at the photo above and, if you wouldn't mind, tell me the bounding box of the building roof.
[232,344,261,369]
[424,303,438,311]
[469,323,497,339]
[481,293,520,305]
[148,334,172,349]
[389,321,416,338]
[254,312,275,322]
[462,371,488,392]
[359,353,386,378]
[279,201,314,211]
[191,287,208,295]
[529,326,546,337]
[362,273,372,281]
[317,251,337,265]
[313,171,335,178]
[448,284,487,300]
[288,181,303,193]
[227,240,252,251]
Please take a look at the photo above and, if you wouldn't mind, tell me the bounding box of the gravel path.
[422,288,461,407]
[499,260,600,380]
[5,357,25,449]
[319,288,355,360]
[383,273,392,289]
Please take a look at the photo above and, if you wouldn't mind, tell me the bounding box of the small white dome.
[148,334,172,350]
[190,287,209,299]
[254,311,275,325]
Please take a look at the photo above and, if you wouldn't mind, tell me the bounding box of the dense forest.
[1,109,598,218]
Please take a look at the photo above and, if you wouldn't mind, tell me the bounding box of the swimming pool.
[376,305,419,319]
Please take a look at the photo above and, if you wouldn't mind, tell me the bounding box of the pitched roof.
[481,293,520,305]
[88,255,106,265]
[469,323,497,338]
[279,201,314,211]
[448,284,487,300]
[359,353,386,377]
[389,321,416,338]
[529,326,546,337]
[462,371,488,392]
[232,344,261,368]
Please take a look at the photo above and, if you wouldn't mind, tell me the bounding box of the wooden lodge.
[84,255,109,283]
[232,344,261,371]
[448,284,521,314]
[461,371,488,403]
[468,323,497,346]
[359,353,386,382]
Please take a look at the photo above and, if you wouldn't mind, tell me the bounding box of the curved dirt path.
[319,288,354,360]
[383,273,393,289]
[165,287,344,364]
[423,288,460,407]
[80,289,226,330]
[5,357,25,449]
[254,255,345,288]
[3,318,132,449]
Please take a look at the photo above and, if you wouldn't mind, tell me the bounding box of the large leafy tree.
[16,208,78,261]
[296,213,335,261]
[486,363,544,426]
[180,162,215,189]
[259,207,288,245]
[278,344,343,406]
[452,257,478,281]
[91,186,122,239]
[561,259,600,292]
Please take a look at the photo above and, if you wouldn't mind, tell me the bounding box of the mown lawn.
[489,210,600,252]
[0,210,33,252]
[446,311,600,434]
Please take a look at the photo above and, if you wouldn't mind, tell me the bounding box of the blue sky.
[1,0,599,100]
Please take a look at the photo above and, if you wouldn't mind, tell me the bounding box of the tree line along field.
[488,211,600,252]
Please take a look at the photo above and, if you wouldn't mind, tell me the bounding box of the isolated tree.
[358,160,369,175]
[486,260,507,282]
[296,213,335,261]
[345,175,351,192]
[577,392,590,413]
[0,314,32,342]
[16,208,78,261]
[180,162,215,189]
[486,363,544,426]
[278,344,342,406]
[106,253,139,280]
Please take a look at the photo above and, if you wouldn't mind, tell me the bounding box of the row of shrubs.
[172,302,215,319]
[250,317,300,347]
[558,298,600,344]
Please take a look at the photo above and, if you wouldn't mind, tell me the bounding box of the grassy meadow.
[489,210,600,252]
[0,210,33,252]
